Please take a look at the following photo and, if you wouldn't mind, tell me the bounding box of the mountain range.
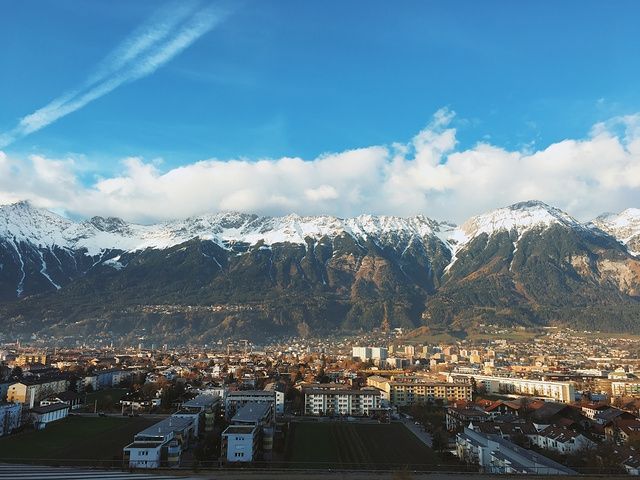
[0,200,639,343]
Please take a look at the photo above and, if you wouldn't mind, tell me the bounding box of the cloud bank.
[0,0,230,148]
[0,109,639,224]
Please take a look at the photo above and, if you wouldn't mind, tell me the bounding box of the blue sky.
[0,1,639,222]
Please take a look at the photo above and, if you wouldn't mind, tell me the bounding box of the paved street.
[397,418,433,447]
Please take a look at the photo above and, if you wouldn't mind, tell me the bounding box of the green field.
[84,388,129,412]
[0,416,156,467]
[284,422,440,470]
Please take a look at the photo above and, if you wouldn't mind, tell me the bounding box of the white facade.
[447,373,576,403]
[30,403,69,430]
[304,388,381,415]
[222,426,258,462]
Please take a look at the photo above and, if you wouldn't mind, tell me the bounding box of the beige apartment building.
[7,377,69,408]
[367,375,472,406]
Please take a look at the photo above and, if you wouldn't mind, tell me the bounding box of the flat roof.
[223,425,256,435]
[30,403,69,414]
[135,416,193,439]
[182,394,219,408]
[232,402,270,424]
[303,388,381,396]
[227,390,275,397]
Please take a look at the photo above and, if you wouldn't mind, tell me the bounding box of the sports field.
[284,421,441,470]
[0,416,156,467]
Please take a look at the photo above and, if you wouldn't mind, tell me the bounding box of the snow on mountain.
[441,200,586,271]
[448,200,581,249]
[0,201,446,255]
[593,208,640,256]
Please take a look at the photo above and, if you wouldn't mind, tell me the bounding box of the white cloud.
[1,108,639,224]
[0,1,231,148]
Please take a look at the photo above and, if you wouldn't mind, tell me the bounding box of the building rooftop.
[134,416,193,440]
[231,402,271,424]
[182,394,219,409]
[223,425,257,435]
[227,390,275,397]
[30,402,69,414]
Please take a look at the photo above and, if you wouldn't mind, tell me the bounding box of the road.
[398,418,433,447]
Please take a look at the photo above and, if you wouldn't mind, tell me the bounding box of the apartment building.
[7,377,69,408]
[0,402,22,436]
[221,402,274,462]
[225,390,277,419]
[303,387,381,416]
[14,353,47,366]
[447,373,576,404]
[352,346,388,363]
[367,375,472,406]
[612,381,640,397]
[172,394,219,436]
[123,416,194,468]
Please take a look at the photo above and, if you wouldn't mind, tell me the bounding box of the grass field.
[84,388,129,412]
[0,416,156,466]
[284,422,440,470]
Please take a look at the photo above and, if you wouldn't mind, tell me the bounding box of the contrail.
[0,1,231,148]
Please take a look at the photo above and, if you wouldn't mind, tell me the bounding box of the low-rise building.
[30,402,69,430]
[40,391,82,410]
[0,402,22,436]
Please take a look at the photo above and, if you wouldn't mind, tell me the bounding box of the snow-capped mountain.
[448,200,585,250]
[0,201,446,255]
[592,208,640,256]
[0,199,638,342]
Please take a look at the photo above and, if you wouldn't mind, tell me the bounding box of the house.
[0,402,22,436]
[446,405,490,431]
[456,426,577,475]
[30,403,69,430]
[531,426,596,455]
[40,391,82,410]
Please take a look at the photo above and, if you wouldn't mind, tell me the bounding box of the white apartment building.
[222,402,274,463]
[303,388,381,416]
[123,416,194,468]
[352,346,388,363]
[225,390,277,418]
[446,373,576,404]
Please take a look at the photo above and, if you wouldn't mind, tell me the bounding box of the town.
[2,326,640,475]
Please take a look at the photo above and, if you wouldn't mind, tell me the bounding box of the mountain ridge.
[0,199,639,342]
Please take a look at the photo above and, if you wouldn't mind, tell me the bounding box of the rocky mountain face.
[0,200,638,342]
